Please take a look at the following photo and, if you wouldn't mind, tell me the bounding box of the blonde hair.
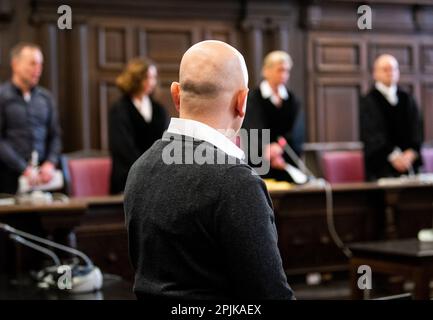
[116,57,155,96]
[10,42,42,61]
[263,51,293,69]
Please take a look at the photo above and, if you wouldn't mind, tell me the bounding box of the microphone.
[277,137,323,185]
[0,223,103,293]
[9,234,61,266]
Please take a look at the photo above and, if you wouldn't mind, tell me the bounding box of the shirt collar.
[9,81,37,97]
[260,80,289,101]
[166,117,245,160]
[375,81,398,106]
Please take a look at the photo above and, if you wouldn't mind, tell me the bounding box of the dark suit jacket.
[242,87,305,181]
[359,87,423,180]
[108,95,168,194]
[124,132,295,299]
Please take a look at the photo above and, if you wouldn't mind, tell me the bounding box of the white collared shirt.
[375,82,398,106]
[133,95,153,123]
[260,80,289,107]
[166,117,245,160]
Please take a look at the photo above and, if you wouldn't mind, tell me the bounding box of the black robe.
[109,95,168,194]
[359,87,423,181]
[242,87,305,181]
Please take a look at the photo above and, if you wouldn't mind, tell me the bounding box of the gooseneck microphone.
[0,222,93,267]
[0,222,103,293]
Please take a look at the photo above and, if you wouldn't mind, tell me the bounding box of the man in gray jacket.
[124,40,294,300]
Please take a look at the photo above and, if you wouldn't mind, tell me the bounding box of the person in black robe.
[109,57,168,194]
[360,54,423,181]
[242,50,305,182]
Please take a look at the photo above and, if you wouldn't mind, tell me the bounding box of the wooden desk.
[271,181,433,275]
[349,239,433,300]
[0,200,88,274]
[1,181,433,280]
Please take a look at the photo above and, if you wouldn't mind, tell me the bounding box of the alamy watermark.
[357,264,373,290]
[161,128,271,176]
[57,265,72,290]
[358,5,372,30]
[57,5,72,30]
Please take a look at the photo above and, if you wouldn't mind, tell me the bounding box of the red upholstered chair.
[61,150,112,197]
[67,157,112,197]
[421,148,433,173]
[321,150,365,183]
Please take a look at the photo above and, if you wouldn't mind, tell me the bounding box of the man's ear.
[170,82,181,113]
[235,88,249,118]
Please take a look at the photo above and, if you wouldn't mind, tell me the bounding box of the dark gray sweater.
[124,132,294,300]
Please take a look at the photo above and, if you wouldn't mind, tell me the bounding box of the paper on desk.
[18,170,64,194]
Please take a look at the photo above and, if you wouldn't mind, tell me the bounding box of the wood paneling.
[1,0,432,149]
[316,79,362,142]
[422,82,433,142]
[99,80,121,150]
[0,29,11,81]
[314,38,364,73]
[98,26,133,70]
[421,44,433,74]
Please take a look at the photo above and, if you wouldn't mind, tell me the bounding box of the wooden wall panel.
[421,44,433,74]
[99,80,122,150]
[98,26,133,71]
[0,29,11,81]
[316,79,361,142]
[314,38,364,73]
[422,82,433,142]
[1,0,432,150]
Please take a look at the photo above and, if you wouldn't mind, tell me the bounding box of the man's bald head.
[373,54,400,87]
[177,40,247,108]
[171,40,249,133]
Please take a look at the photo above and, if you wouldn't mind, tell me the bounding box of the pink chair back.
[68,157,112,197]
[321,151,365,183]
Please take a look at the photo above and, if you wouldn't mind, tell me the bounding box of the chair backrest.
[321,150,365,183]
[61,150,112,197]
[421,148,433,173]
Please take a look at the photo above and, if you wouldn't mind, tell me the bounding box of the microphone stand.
[0,223,103,293]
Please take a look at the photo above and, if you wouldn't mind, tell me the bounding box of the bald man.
[242,51,304,182]
[124,41,294,300]
[360,54,423,180]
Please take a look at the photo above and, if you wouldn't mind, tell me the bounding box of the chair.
[421,148,433,173]
[321,150,365,183]
[61,150,112,197]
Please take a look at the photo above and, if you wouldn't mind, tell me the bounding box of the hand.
[39,161,55,184]
[390,155,408,173]
[264,143,283,161]
[23,166,40,186]
[270,155,287,170]
[264,143,287,170]
[401,149,417,168]
[391,149,417,173]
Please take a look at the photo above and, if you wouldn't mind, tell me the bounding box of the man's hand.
[264,143,287,170]
[390,149,417,173]
[23,166,40,186]
[39,161,55,184]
